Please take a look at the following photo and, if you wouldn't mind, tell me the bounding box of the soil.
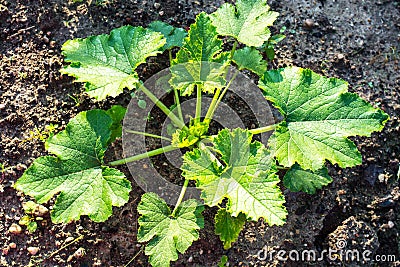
[0,0,399,266]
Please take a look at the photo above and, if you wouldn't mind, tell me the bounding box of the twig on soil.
[8,26,35,39]
[27,234,84,266]
[124,247,144,267]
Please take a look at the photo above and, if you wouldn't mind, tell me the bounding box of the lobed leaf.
[137,193,204,267]
[170,12,227,96]
[15,110,131,223]
[214,208,246,249]
[182,129,287,225]
[210,0,279,47]
[259,67,389,170]
[61,25,165,100]
[149,21,187,51]
[232,47,268,76]
[283,164,332,194]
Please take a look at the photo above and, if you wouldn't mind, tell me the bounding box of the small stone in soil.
[303,19,315,29]
[27,246,39,255]
[9,223,22,235]
[9,243,16,249]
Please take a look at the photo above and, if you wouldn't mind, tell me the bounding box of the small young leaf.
[106,105,127,144]
[170,12,227,96]
[182,129,287,225]
[283,164,332,194]
[149,21,187,51]
[232,47,267,76]
[218,255,228,267]
[61,26,165,100]
[172,119,209,148]
[15,110,132,223]
[137,99,147,109]
[259,67,389,170]
[215,208,246,249]
[27,221,38,233]
[210,0,279,47]
[137,193,204,267]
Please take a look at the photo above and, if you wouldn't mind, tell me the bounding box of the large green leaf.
[232,47,268,76]
[15,110,131,223]
[170,12,227,96]
[283,164,332,194]
[137,193,204,267]
[259,67,389,170]
[61,26,165,100]
[210,0,279,47]
[182,129,287,225]
[149,21,187,51]
[215,208,246,249]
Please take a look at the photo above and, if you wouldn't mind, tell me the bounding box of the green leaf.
[61,25,165,100]
[137,99,147,109]
[232,47,267,76]
[149,21,187,51]
[210,0,279,47]
[137,193,204,267]
[182,129,287,225]
[106,105,126,144]
[15,110,132,223]
[218,255,228,267]
[19,215,31,226]
[171,119,209,148]
[283,164,332,194]
[259,67,389,170]
[27,221,38,233]
[215,208,246,249]
[170,12,227,96]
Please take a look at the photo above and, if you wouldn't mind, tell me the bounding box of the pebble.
[9,243,16,249]
[154,2,160,9]
[34,205,49,217]
[337,53,345,60]
[303,19,315,29]
[27,246,39,255]
[9,223,22,234]
[388,221,395,228]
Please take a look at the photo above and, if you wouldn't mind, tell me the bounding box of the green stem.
[173,88,184,122]
[207,69,240,121]
[195,85,202,122]
[204,87,221,123]
[204,40,239,123]
[125,129,171,141]
[229,40,238,60]
[249,124,279,135]
[140,85,186,130]
[108,145,178,166]
[171,178,189,217]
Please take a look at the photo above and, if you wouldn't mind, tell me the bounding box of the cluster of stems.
[108,41,277,214]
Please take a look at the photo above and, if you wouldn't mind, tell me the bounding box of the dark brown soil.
[1,0,399,266]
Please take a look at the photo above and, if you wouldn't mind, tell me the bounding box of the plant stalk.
[139,85,187,130]
[171,178,189,217]
[207,69,240,121]
[108,145,178,166]
[195,85,202,122]
[249,124,279,135]
[125,129,171,141]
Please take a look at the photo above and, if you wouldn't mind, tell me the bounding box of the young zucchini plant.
[15,0,389,266]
